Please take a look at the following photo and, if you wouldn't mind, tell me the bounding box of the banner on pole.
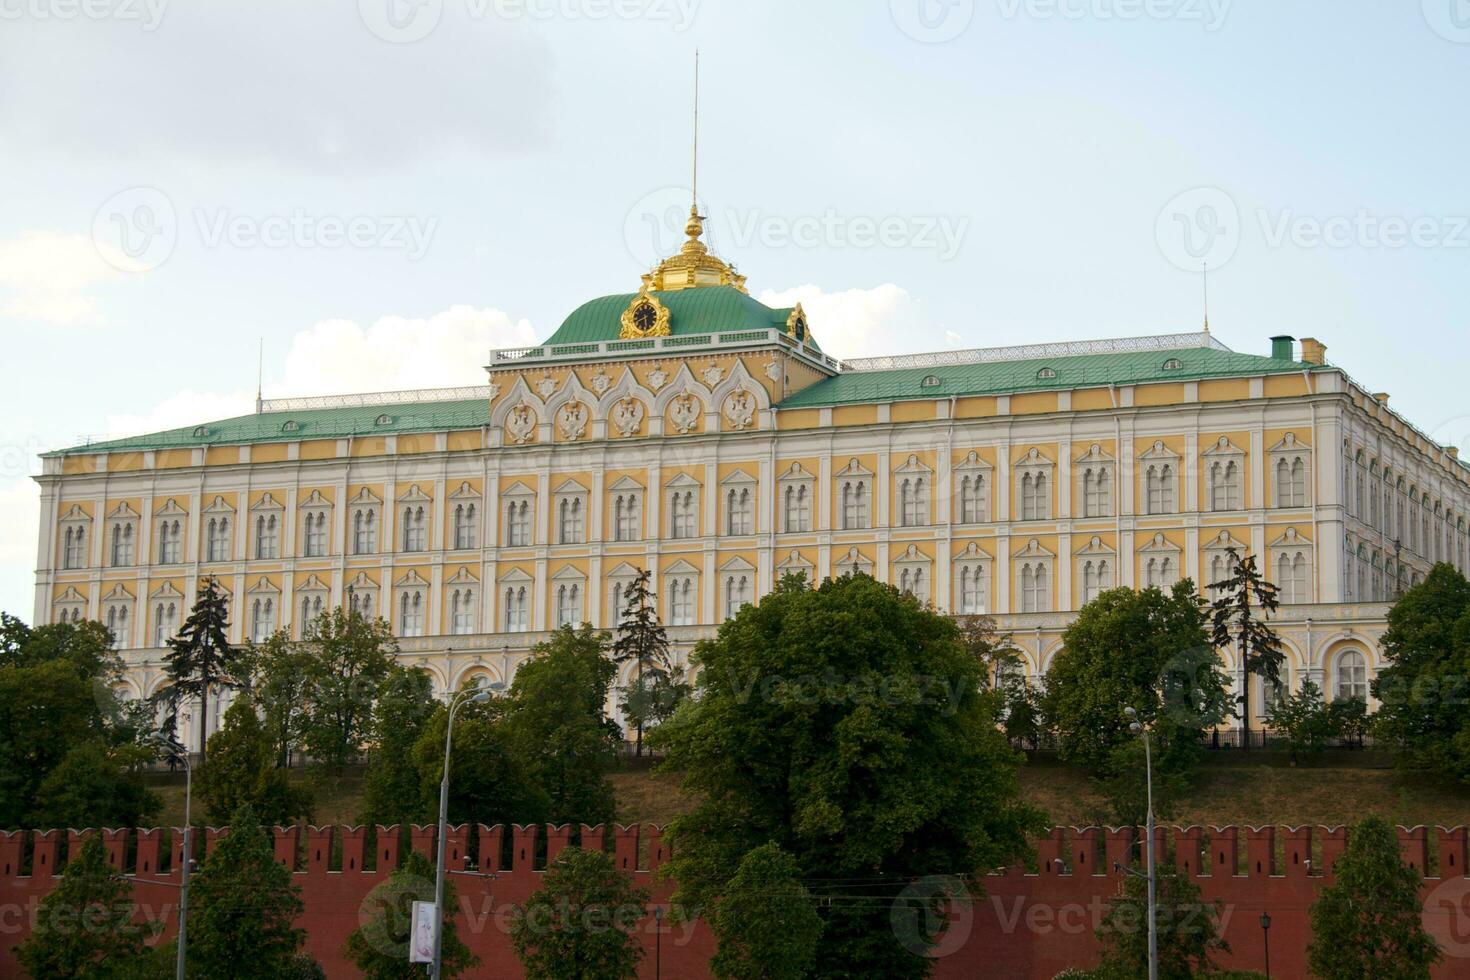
[409,901,438,964]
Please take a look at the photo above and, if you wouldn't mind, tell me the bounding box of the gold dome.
[642,205,748,294]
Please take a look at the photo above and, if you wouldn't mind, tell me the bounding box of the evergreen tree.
[13,836,157,979]
[510,847,649,980]
[1307,816,1443,978]
[360,666,438,826]
[1208,548,1285,749]
[187,804,314,980]
[342,850,480,979]
[710,843,822,980]
[1091,863,1230,980]
[300,608,395,768]
[197,694,312,826]
[658,573,1044,978]
[1269,677,1334,764]
[161,576,240,764]
[611,569,671,756]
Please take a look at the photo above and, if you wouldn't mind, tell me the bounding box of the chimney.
[1374,392,1390,406]
[1270,335,1295,360]
[1299,337,1327,365]
[1448,447,1460,461]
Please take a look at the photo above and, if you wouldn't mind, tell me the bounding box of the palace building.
[33,205,1470,747]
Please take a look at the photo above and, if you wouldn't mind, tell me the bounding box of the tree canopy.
[510,847,649,980]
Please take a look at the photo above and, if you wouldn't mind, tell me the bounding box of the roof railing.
[841,330,1231,373]
[488,328,842,373]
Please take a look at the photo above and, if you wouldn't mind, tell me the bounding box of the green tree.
[611,569,671,756]
[13,836,157,979]
[502,625,619,827]
[413,698,549,827]
[161,576,241,764]
[1307,816,1443,979]
[243,631,316,768]
[1329,694,1370,749]
[197,694,312,826]
[27,739,161,830]
[710,842,822,980]
[0,658,108,828]
[360,666,438,826]
[187,804,313,980]
[657,573,1044,978]
[342,850,480,979]
[1208,549,1285,750]
[510,847,649,980]
[1269,677,1334,764]
[1372,563,1470,782]
[300,608,394,768]
[1091,863,1230,980]
[1044,582,1227,774]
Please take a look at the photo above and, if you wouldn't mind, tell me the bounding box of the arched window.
[1082,467,1110,517]
[669,578,695,626]
[454,503,478,550]
[399,591,424,637]
[959,474,986,524]
[503,586,528,632]
[1335,650,1368,702]
[555,583,581,628]
[250,598,275,642]
[727,487,753,535]
[506,500,531,547]
[1081,559,1111,605]
[63,526,86,569]
[450,589,475,635]
[158,520,182,564]
[1021,472,1048,521]
[1021,562,1049,612]
[300,595,324,635]
[958,564,986,614]
[400,506,426,553]
[254,514,278,560]
[353,510,377,555]
[841,480,868,530]
[615,494,641,542]
[1145,464,1175,515]
[784,485,811,533]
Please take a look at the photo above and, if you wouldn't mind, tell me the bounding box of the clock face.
[633,302,658,332]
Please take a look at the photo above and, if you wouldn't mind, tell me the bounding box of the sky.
[1,0,1467,619]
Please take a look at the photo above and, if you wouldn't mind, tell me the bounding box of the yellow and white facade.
[33,208,1470,744]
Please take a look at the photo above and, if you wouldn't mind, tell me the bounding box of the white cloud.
[0,231,124,325]
[278,305,537,396]
[760,282,969,361]
[103,390,258,442]
[0,478,40,619]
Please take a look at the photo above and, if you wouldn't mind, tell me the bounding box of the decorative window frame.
[1074,443,1115,519]
[345,571,380,620]
[447,482,482,551]
[499,568,533,632]
[246,576,281,642]
[1268,432,1311,509]
[501,481,536,548]
[296,574,330,637]
[1014,448,1054,522]
[154,498,188,565]
[664,559,700,626]
[395,485,431,554]
[892,543,932,604]
[445,567,479,635]
[348,487,383,556]
[107,502,141,568]
[1139,441,1180,516]
[775,549,815,586]
[546,479,586,546]
[608,475,645,543]
[394,570,430,638]
[1138,532,1181,589]
[665,473,702,540]
[199,496,235,564]
[1202,436,1246,513]
[719,555,757,620]
[953,452,992,525]
[58,504,92,570]
[835,458,874,531]
[1269,527,1313,604]
[893,455,932,528]
[54,585,87,625]
[551,565,587,628]
[1012,537,1055,613]
[1203,529,1249,597]
[149,582,185,648]
[777,463,815,533]
[248,493,283,561]
[834,546,873,579]
[953,540,992,615]
[1074,535,1117,606]
[721,468,758,537]
[296,489,333,558]
[101,583,134,647]
[605,562,641,627]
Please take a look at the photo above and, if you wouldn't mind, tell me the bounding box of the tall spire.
[255,338,264,414]
[1202,262,1211,334]
[691,48,700,216]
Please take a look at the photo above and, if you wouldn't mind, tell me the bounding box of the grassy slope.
[145,752,1470,830]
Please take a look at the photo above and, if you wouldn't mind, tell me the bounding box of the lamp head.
[1124,706,1137,719]
[1129,721,1142,734]
[1260,911,1271,930]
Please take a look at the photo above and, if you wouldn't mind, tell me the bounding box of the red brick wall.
[1,823,1466,979]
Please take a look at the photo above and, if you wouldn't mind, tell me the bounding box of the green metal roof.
[544,286,821,351]
[48,399,490,457]
[777,346,1325,408]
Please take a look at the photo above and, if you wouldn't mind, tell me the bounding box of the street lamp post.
[654,905,663,979]
[148,734,192,980]
[1125,707,1158,980]
[430,684,495,980]
[1260,911,1272,978]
